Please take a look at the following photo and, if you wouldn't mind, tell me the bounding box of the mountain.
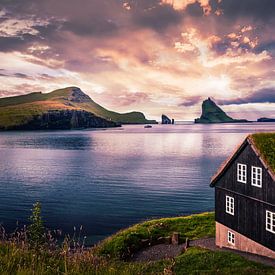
[195,98,248,124]
[0,87,156,130]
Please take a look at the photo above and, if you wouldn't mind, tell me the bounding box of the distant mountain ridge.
[0,87,157,130]
[195,98,248,124]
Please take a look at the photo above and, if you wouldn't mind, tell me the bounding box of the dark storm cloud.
[13,73,31,79]
[255,41,275,54]
[185,2,204,17]
[217,0,275,21]
[133,4,182,31]
[217,88,275,105]
[62,19,118,36]
[179,96,202,107]
[0,70,32,79]
[0,35,33,52]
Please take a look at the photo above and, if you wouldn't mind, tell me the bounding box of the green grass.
[0,212,274,274]
[173,247,274,274]
[97,212,215,259]
[251,133,275,173]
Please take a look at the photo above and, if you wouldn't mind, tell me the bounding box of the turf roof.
[250,133,275,174]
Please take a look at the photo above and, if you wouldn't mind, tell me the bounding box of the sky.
[0,0,275,121]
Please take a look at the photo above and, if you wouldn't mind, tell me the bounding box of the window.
[226,195,234,215]
[266,210,275,234]
[237,163,247,183]
[251,166,262,187]
[228,231,235,245]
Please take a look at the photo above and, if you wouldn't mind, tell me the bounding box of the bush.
[27,202,45,248]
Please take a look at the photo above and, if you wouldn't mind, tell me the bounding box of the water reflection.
[0,123,275,243]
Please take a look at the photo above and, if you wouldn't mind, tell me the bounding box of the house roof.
[210,133,275,187]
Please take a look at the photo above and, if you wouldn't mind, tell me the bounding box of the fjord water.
[0,123,275,244]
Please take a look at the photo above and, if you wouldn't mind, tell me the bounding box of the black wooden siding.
[214,141,275,251]
[215,141,274,206]
[215,188,275,251]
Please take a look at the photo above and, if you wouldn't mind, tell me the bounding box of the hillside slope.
[0,87,156,129]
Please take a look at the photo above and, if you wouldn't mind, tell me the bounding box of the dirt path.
[131,244,185,262]
[132,237,275,267]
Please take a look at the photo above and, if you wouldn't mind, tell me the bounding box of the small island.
[195,98,248,124]
[257,117,275,122]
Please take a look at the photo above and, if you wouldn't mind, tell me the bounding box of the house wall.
[216,142,275,204]
[215,188,275,251]
[216,222,275,259]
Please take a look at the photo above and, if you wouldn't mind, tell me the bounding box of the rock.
[171,232,180,245]
[195,98,248,124]
[162,114,173,124]
[67,87,92,103]
[155,236,172,245]
[6,109,120,130]
[140,239,150,247]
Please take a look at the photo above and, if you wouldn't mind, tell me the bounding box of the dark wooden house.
[210,133,275,259]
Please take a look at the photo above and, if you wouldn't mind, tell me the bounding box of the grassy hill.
[0,87,156,129]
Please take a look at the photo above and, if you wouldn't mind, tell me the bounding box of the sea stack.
[162,114,174,124]
[195,98,248,124]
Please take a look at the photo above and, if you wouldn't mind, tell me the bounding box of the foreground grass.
[0,212,274,274]
[97,212,215,259]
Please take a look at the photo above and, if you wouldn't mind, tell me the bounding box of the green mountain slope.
[195,98,248,123]
[0,87,156,129]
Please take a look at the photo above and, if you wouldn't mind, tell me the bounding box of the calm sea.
[0,123,274,243]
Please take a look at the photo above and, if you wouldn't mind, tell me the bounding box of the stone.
[161,114,172,124]
[171,232,180,245]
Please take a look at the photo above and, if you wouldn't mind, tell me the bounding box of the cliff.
[195,98,248,124]
[1,110,119,130]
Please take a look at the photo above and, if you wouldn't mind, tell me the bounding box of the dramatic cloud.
[216,88,275,105]
[0,0,274,120]
[162,0,212,15]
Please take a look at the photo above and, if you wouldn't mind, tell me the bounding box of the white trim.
[226,195,234,216]
[266,210,275,234]
[251,166,262,188]
[237,163,247,183]
[228,231,235,245]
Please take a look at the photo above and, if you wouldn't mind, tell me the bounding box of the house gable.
[211,137,275,204]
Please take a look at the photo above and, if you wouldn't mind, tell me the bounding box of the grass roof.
[250,133,275,174]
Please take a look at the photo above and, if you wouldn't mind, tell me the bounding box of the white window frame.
[266,210,275,234]
[228,231,235,245]
[237,163,247,183]
[226,195,234,216]
[251,166,262,188]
